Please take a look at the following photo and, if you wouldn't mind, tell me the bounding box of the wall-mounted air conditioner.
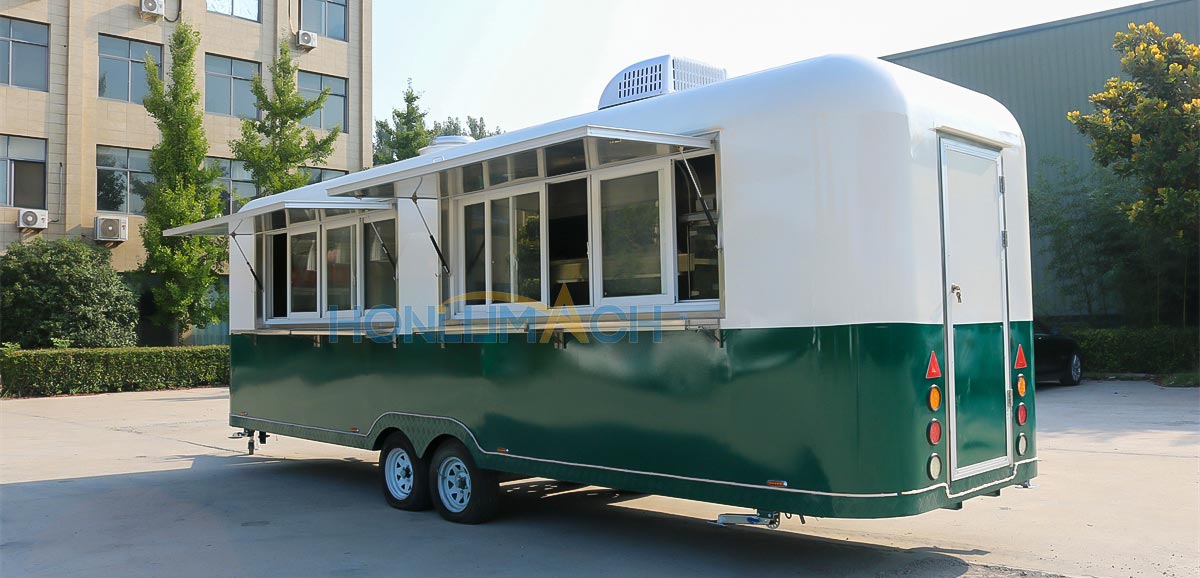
[139,0,165,20]
[95,215,129,242]
[297,30,318,50]
[18,208,49,230]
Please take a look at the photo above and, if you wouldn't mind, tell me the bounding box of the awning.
[164,197,395,237]
[328,125,716,197]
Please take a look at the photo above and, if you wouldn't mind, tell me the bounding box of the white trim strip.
[232,412,1038,501]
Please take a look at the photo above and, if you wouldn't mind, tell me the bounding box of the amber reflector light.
[928,385,942,411]
[1016,374,1027,397]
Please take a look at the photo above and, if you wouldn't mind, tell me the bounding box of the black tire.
[379,432,431,511]
[428,439,499,524]
[1061,352,1083,386]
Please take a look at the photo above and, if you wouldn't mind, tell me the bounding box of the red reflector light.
[1014,344,1028,369]
[1016,403,1028,426]
[927,419,942,445]
[925,351,942,379]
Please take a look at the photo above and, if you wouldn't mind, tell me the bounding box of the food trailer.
[168,54,1037,525]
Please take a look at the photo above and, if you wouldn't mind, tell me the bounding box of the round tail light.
[1016,403,1028,426]
[927,419,942,445]
[928,385,942,411]
[1016,374,1027,397]
[927,454,942,479]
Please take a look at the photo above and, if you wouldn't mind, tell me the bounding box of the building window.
[303,166,348,184]
[298,71,347,132]
[96,146,154,215]
[98,35,162,104]
[206,157,258,215]
[206,0,260,22]
[300,0,347,41]
[205,54,258,119]
[1,135,47,209]
[0,17,49,92]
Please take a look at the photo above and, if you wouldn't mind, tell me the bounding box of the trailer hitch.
[230,428,268,455]
[711,510,790,530]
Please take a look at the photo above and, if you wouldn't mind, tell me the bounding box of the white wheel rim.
[385,447,415,500]
[1071,355,1082,381]
[438,456,472,513]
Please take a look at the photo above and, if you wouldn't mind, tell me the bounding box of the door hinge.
[1006,389,1013,407]
[999,176,1006,194]
[1001,230,1009,248]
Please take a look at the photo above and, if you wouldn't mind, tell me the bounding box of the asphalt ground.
[1,380,1196,577]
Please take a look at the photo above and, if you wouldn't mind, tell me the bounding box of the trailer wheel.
[428,439,498,524]
[380,432,431,511]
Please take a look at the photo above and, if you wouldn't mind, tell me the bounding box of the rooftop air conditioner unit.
[598,55,727,110]
[95,215,128,242]
[297,30,318,50]
[139,0,165,20]
[18,208,49,230]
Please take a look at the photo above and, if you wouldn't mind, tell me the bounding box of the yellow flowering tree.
[1068,22,1199,241]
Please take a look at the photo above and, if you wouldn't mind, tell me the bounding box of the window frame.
[97,34,163,105]
[444,147,723,321]
[453,183,548,318]
[1,135,48,209]
[300,0,348,42]
[589,159,675,307]
[205,0,262,22]
[362,210,400,316]
[206,156,258,214]
[298,70,349,133]
[257,209,398,325]
[204,53,260,119]
[95,145,154,215]
[0,17,50,92]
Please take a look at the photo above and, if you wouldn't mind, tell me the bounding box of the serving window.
[442,143,720,317]
[255,208,398,324]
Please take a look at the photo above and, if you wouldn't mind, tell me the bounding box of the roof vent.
[418,134,475,156]
[598,55,726,110]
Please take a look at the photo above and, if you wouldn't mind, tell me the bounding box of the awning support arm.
[407,177,451,275]
[230,232,263,293]
[678,147,720,247]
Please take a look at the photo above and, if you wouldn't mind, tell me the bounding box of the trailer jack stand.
[230,428,259,455]
[711,510,782,529]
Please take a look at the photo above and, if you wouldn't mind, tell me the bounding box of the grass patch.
[1156,372,1200,387]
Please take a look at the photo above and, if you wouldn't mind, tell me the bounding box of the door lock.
[950,284,962,303]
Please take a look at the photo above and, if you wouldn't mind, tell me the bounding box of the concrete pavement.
[1,380,1196,578]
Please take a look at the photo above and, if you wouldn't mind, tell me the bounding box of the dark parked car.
[1033,321,1083,385]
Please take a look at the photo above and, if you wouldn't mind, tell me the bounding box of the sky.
[372,0,1148,133]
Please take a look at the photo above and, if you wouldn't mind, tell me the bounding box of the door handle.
[950,284,962,303]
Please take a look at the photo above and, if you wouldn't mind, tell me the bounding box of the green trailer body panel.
[229,320,1036,518]
[952,321,1011,468]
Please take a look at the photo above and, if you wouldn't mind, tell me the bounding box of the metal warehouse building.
[883,0,1199,316]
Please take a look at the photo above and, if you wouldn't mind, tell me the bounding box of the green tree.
[1067,22,1200,326]
[141,22,227,332]
[0,238,138,348]
[231,39,338,195]
[373,81,503,165]
[373,81,428,164]
[430,115,503,140]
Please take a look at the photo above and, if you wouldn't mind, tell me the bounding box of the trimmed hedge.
[1,346,229,398]
[1070,327,1199,374]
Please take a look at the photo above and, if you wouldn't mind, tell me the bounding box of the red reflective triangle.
[926,351,942,379]
[1014,344,1028,369]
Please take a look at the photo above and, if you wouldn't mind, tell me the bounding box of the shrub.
[0,346,229,397]
[0,238,138,348]
[1070,327,1199,374]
